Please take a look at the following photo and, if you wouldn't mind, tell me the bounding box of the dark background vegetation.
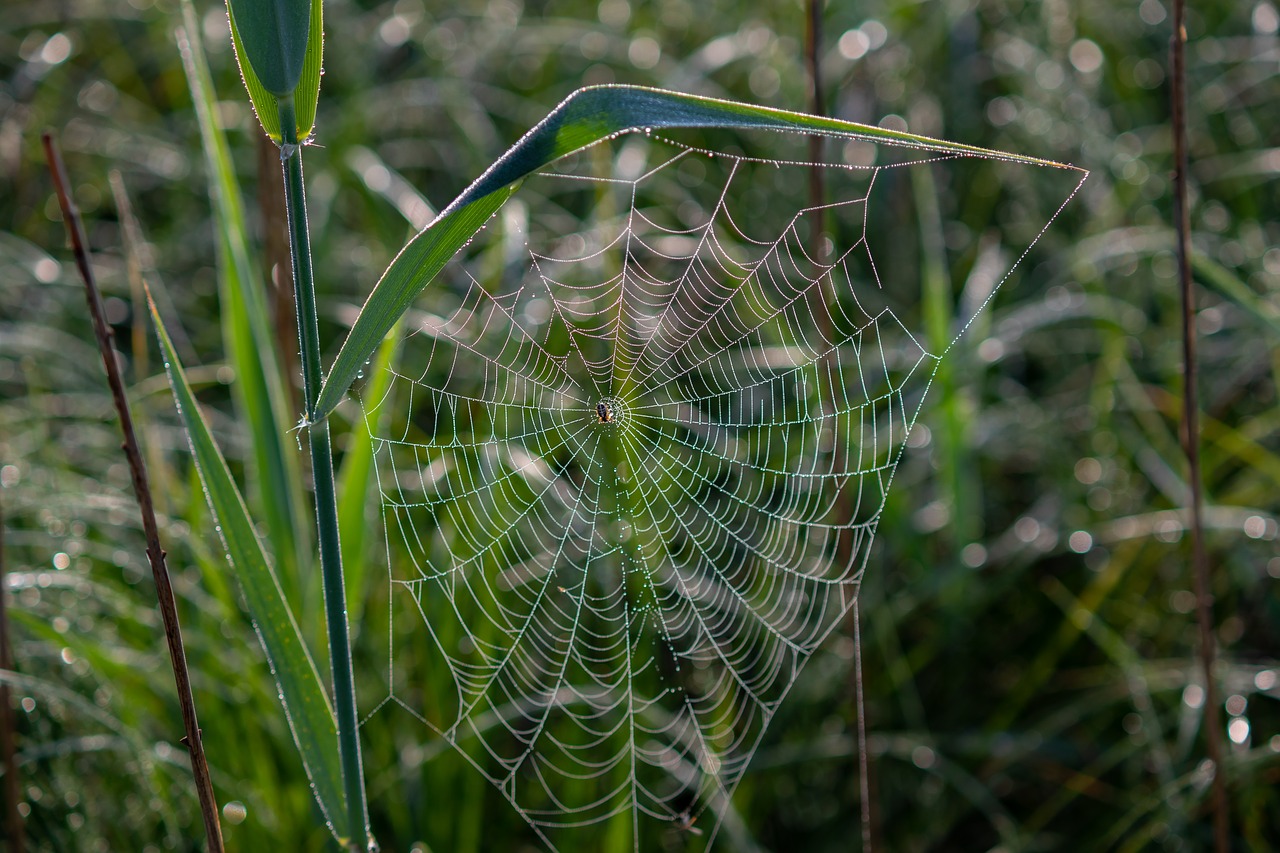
[1,0,1277,850]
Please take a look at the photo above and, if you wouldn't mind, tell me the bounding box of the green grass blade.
[912,164,975,549]
[224,0,322,140]
[314,187,513,421]
[224,8,280,141]
[225,0,309,96]
[177,6,310,588]
[294,0,323,140]
[1193,249,1280,338]
[315,84,1083,422]
[336,318,403,629]
[290,0,322,139]
[148,296,350,843]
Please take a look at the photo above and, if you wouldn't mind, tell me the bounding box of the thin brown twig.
[0,492,24,851]
[805,0,826,238]
[852,605,871,853]
[41,131,225,853]
[1168,4,1229,850]
[803,1,829,317]
[803,4,875,850]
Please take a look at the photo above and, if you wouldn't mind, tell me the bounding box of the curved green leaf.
[148,296,350,843]
[226,0,309,96]
[225,0,323,142]
[294,0,323,139]
[177,3,310,595]
[314,84,1082,422]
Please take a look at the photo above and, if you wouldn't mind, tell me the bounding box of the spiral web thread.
[360,128,1085,850]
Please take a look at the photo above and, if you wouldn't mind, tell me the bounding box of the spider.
[674,811,702,836]
[596,401,614,423]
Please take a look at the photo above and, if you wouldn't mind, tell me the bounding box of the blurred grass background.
[1,0,1277,850]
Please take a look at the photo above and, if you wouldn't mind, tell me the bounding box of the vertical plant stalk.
[805,5,873,849]
[275,99,370,851]
[804,0,826,249]
[41,131,224,853]
[1168,4,1229,851]
[0,493,24,853]
[853,607,871,853]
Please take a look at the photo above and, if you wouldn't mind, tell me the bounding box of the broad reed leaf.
[148,297,350,843]
[315,84,1078,422]
[294,0,323,140]
[225,0,309,96]
[225,0,323,141]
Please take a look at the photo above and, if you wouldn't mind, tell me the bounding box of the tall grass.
[0,0,1276,850]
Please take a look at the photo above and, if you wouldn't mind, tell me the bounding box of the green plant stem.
[277,97,370,851]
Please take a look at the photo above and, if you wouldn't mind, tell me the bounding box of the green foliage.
[149,295,349,842]
[178,0,311,593]
[0,0,1276,851]
[336,320,403,628]
[317,82,1076,423]
[226,0,323,141]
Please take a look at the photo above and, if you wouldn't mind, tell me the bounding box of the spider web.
[361,125,1085,850]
